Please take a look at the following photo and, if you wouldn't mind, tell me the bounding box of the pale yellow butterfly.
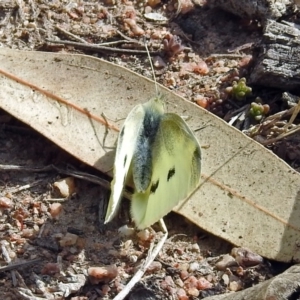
[105,55,201,230]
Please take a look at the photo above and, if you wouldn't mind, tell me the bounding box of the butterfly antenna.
[145,41,159,97]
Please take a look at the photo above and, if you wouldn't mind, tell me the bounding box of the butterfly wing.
[104,104,145,223]
[131,113,201,229]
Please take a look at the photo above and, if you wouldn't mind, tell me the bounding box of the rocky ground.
[0,0,299,299]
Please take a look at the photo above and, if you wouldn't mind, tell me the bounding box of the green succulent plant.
[231,78,252,101]
[249,99,270,121]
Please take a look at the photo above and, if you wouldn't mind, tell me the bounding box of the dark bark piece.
[207,0,294,20]
[250,20,300,90]
[204,264,300,300]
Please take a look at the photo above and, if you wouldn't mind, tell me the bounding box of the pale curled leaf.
[0,48,300,262]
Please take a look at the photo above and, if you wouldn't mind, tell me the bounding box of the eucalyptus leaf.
[0,48,299,262]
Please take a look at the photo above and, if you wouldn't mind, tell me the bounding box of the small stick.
[44,198,68,202]
[1,243,17,285]
[285,98,300,129]
[55,25,88,44]
[0,164,52,172]
[208,53,246,59]
[97,40,135,46]
[46,39,161,55]
[113,219,168,300]
[261,125,300,146]
[0,258,42,273]
[9,179,45,194]
[15,270,27,288]
[116,30,144,46]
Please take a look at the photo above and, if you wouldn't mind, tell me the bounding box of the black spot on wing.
[191,146,201,184]
[167,167,175,181]
[194,146,201,161]
[123,155,127,167]
[150,180,159,194]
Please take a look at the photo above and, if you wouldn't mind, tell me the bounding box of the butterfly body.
[105,94,201,229]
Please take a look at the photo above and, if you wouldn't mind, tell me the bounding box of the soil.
[0,0,299,299]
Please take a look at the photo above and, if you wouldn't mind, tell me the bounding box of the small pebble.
[146,261,162,274]
[184,275,198,289]
[41,262,60,275]
[231,247,263,267]
[50,203,63,218]
[178,263,189,272]
[22,228,35,238]
[229,280,243,292]
[174,278,184,287]
[137,229,151,241]
[129,255,138,263]
[59,233,78,247]
[222,273,229,285]
[190,243,201,253]
[153,56,166,69]
[177,288,188,300]
[187,287,199,297]
[88,265,118,284]
[215,254,237,271]
[0,197,13,208]
[53,177,76,197]
[197,277,213,290]
[82,16,90,24]
[180,270,189,280]
[189,262,199,272]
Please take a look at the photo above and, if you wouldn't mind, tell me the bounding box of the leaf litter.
[0,0,300,299]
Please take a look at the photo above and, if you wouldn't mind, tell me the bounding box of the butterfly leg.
[112,218,168,300]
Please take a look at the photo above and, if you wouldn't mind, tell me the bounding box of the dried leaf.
[0,48,300,262]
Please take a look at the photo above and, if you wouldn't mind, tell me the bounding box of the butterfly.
[104,93,201,230]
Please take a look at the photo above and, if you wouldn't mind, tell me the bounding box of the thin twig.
[44,198,68,202]
[227,42,254,53]
[15,270,27,288]
[9,179,45,194]
[261,125,300,146]
[0,258,42,273]
[46,39,161,55]
[97,40,135,46]
[113,219,168,300]
[55,25,88,43]
[1,243,17,285]
[285,98,300,129]
[208,53,246,59]
[0,164,52,172]
[116,30,144,45]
